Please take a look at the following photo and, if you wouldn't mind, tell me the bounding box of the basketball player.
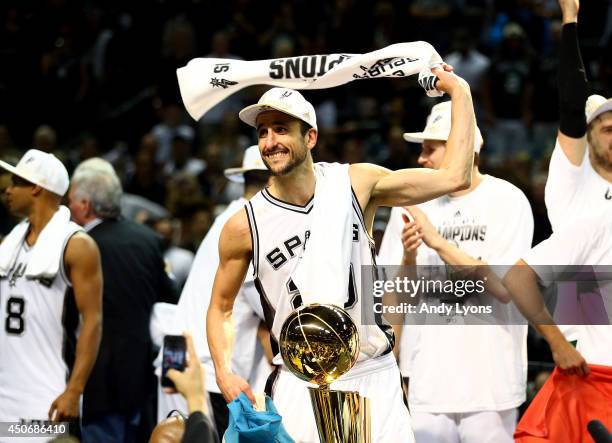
[541,0,612,380]
[546,0,611,230]
[377,101,533,442]
[207,66,477,442]
[158,146,272,440]
[0,150,102,425]
[503,207,612,441]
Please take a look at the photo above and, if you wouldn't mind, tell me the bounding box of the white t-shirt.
[545,140,612,232]
[169,198,267,394]
[378,175,534,413]
[522,207,612,366]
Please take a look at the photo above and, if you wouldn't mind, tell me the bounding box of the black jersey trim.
[254,277,279,357]
[245,203,259,277]
[60,230,80,287]
[61,287,79,378]
[265,365,281,398]
[351,188,375,246]
[261,188,314,214]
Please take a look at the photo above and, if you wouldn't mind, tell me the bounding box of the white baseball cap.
[239,87,317,130]
[403,101,484,153]
[0,149,69,196]
[586,94,612,125]
[224,145,270,183]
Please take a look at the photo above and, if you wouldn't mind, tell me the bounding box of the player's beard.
[589,135,612,174]
[263,142,308,176]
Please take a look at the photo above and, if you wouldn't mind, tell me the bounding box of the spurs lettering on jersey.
[245,167,393,361]
[264,224,360,271]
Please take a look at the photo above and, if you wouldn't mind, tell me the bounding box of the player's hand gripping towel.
[224,393,295,443]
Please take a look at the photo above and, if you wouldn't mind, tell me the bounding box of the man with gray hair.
[68,158,178,443]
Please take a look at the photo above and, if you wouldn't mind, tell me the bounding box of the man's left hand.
[48,388,80,421]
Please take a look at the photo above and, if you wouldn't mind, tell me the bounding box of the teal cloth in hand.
[223,393,295,443]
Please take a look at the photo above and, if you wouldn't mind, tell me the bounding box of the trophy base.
[308,386,371,443]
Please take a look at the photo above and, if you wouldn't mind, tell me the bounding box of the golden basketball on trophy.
[279,303,371,443]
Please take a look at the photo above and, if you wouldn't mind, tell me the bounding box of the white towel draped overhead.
[177,41,443,121]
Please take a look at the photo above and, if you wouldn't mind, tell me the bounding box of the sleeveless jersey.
[0,224,81,422]
[245,180,393,363]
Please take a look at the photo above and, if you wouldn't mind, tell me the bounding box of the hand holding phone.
[162,335,187,390]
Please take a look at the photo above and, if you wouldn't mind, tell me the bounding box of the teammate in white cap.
[546,0,612,231]
[207,66,478,442]
[157,146,272,440]
[538,0,612,379]
[378,102,534,443]
[0,149,102,426]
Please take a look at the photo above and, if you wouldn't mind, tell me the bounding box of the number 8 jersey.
[0,225,80,422]
[244,180,394,364]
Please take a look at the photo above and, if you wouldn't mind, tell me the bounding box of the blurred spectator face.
[33,125,57,152]
[272,37,295,58]
[164,104,183,127]
[342,139,365,164]
[588,112,612,172]
[211,31,230,56]
[140,133,159,158]
[452,28,472,54]
[0,126,14,153]
[387,126,406,154]
[135,150,156,183]
[502,23,526,57]
[417,139,446,169]
[173,24,195,59]
[172,137,192,166]
[79,136,100,161]
[154,218,174,250]
[190,208,212,244]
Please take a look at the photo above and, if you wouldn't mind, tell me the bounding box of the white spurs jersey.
[0,225,81,422]
[245,185,394,363]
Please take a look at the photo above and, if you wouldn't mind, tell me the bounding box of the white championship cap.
[0,149,69,196]
[224,145,269,183]
[403,101,484,153]
[586,94,612,125]
[239,87,317,130]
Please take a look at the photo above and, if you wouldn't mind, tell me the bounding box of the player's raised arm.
[556,0,589,164]
[352,68,475,211]
[206,210,256,404]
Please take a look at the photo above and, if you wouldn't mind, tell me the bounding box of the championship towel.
[515,365,612,443]
[177,41,443,121]
[0,206,81,279]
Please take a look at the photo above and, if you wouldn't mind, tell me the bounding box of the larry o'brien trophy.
[279,304,371,443]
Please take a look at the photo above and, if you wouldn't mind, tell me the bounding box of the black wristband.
[558,23,588,138]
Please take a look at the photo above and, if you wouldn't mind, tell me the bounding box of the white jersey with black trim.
[245,172,394,363]
[0,224,81,422]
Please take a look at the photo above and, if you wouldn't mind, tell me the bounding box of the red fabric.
[515,365,612,443]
